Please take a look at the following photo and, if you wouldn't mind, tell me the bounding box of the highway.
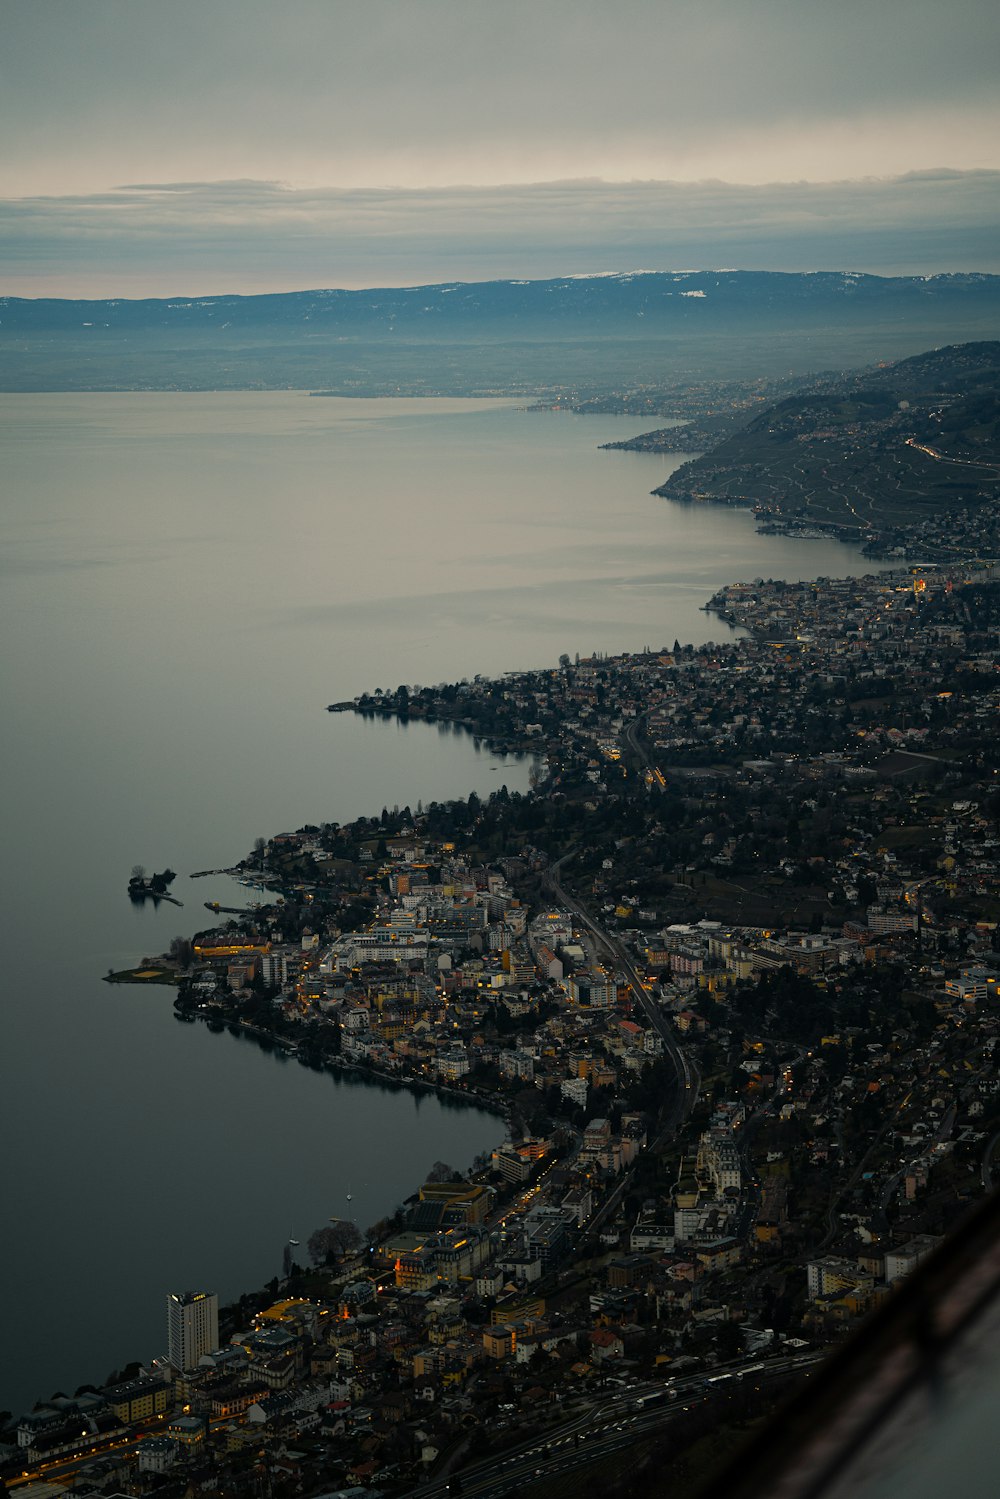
[543,850,699,1127]
[905,437,1000,474]
[8,1429,154,1489]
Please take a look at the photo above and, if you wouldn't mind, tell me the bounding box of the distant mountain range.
[3,269,999,333]
[2,271,1000,391]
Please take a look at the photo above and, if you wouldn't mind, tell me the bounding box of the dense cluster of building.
[8,550,1000,1498]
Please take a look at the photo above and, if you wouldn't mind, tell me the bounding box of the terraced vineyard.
[653,341,1000,536]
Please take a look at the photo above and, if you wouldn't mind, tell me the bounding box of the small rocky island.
[127,865,181,905]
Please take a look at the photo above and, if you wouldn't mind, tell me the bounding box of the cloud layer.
[2,1,997,294]
[2,173,998,297]
[3,1,999,193]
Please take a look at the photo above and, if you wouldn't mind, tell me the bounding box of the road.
[7,1429,155,1489]
[878,1100,957,1228]
[905,437,1000,475]
[543,851,698,1124]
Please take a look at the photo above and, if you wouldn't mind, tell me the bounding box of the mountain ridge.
[652,340,1000,542]
[3,269,999,333]
[3,271,999,392]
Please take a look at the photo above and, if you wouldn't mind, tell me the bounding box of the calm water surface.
[1,395,881,1410]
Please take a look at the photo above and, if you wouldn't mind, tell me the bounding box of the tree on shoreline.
[426,1159,460,1183]
[169,935,194,967]
[307,1221,363,1266]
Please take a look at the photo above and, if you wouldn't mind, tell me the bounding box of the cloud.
[1,1,998,198]
[1,173,998,296]
[1,2,996,293]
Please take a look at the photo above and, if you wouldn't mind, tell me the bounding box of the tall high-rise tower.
[167,1290,218,1372]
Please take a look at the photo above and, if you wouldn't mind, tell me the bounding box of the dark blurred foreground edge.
[696,1186,1000,1499]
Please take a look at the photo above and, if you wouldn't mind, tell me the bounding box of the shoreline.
[11,365,1000,1488]
[184,1008,510,1122]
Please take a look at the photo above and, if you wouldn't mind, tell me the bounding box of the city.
[8,547,1000,1498]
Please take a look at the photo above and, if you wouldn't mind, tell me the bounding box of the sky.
[2,0,999,296]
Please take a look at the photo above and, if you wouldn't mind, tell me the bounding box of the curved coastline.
[182,1006,510,1122]
[9,387,976,1487]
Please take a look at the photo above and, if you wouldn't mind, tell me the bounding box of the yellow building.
[483,1326,513,1359]
[103,1376,171,1423]
[490,1294,545,1326]
[194,941,270,960]
[417,1181,491,1225]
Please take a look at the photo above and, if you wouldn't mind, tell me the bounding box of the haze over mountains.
[3,270,1000,394]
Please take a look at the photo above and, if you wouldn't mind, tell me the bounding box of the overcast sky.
[2,0,998,295]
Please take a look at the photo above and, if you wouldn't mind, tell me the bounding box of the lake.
[0,394,882,1412]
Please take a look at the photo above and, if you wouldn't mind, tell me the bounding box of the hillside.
[652,341,1000,539]
[2,271,1000,392]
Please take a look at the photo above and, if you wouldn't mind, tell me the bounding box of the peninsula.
[14,577,1000,1497]
[8,346,1000,1499]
